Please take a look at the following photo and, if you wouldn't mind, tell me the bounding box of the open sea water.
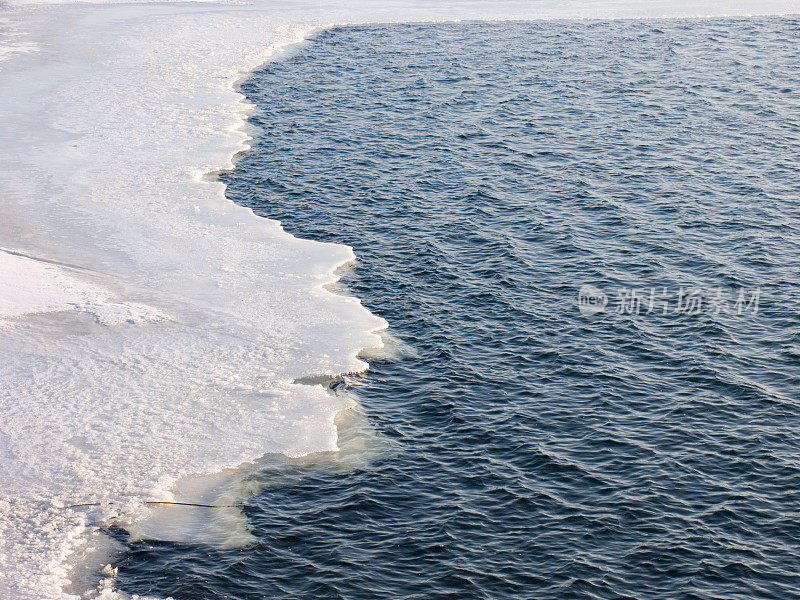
[116,18,800,599]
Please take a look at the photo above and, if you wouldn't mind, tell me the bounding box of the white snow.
[0,249,168,325]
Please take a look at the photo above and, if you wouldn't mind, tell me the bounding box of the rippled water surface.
[117,19,800,599]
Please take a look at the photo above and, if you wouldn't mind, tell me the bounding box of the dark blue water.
[117,19,800,599]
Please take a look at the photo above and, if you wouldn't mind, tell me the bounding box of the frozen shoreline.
[1,1,798,598]
[0,6,385,598]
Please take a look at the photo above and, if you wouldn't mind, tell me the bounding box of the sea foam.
[0,0,798,598]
